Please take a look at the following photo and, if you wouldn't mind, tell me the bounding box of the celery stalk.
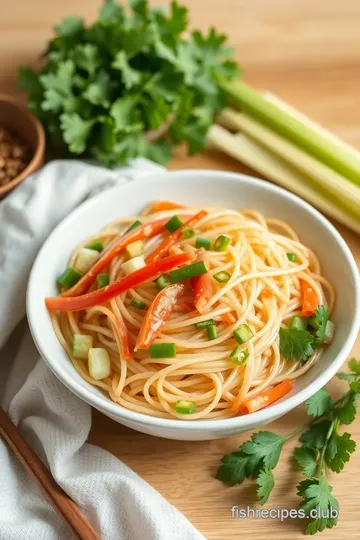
[263,92,360,160]
[217,108,360,220]
[208,124,360,233]
[219,79,360,186]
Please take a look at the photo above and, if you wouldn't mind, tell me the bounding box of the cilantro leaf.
[313,305,330,348]
[240,431,286,471]
[112,51,142,89]
[300,420,332,449]
[305,388,334,417]
[216,431,286,485]
[297,477,339,534]
[348,358,360,374]
[336,393,358,425]
[325,432,356,473]
[110,96,143,133]
[55,16,84,38]
[60,113,93,153]
[256,468,274,504]
[350,381,360,393]
[144,139,173,165]
[99,0,125,22]
[294,447,318,478]
[72,44,101,77]
[41,88,66,112]
[216,451,250,485]
[39,60,75,97]
[336,371,358,382]
[279,327,314,362]
[83,71,111,108]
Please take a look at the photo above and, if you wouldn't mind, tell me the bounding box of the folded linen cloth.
[0,159,205,540]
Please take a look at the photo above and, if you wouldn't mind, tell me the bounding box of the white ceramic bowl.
[27,170,360,440]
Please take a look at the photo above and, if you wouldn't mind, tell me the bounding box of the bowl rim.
[0,94,45,197]
[27,169,360,431]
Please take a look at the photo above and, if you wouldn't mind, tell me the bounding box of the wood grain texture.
[1,0,360,538]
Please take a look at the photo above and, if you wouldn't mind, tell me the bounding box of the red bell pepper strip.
[191,251,212,314]
[63,218,168,297]
[46,253,194,312]
[135,283,185,350]
[146,210,207,264]
[232,379,294,414]
[301,280,319,315]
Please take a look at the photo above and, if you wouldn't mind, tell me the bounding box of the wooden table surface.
[2,1,360,538]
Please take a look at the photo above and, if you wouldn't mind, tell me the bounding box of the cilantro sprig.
[279,306,331,362]
[17,0,240,166]
[216,358,360,535]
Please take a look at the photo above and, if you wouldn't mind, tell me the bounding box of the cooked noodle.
[49,205,335,420]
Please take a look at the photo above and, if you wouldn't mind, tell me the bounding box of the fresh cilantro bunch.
[17,0,240,166]
[216,358,360,535]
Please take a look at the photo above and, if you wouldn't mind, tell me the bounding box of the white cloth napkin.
[0,159,205,540]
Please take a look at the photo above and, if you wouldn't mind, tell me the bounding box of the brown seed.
[0,143,12,158]
[7,167,18,178]
[12,145,28,159]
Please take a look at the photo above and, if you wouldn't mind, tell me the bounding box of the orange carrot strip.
[232,379,294,414]
[63,218,168,297]
[301,280,319,316]
[146,210,207,264]
[151,201,186,212]
[222,312,236,325]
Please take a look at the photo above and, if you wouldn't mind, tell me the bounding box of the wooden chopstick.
[0,407,101,540]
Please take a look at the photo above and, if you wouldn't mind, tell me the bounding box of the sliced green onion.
[287,252,297,262]
[213,270,231,283]
[165,215,184,233]
[175,400,196,414]
[130,298,147,309]
[290,315,307,331]
[57,268,81,289]
[149,343,176,358]
[126,220,142,233]
[97,273,109,288]
[182,227,196,239]
[233,324,254,344]
[207,325,217,340]
[214,235,231,251]
[169,261,208,282]
[86,239,103,252]
[155,273,171,291]
[230,346,249,366]
[195,237,211,250]
[195,319,216,329]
